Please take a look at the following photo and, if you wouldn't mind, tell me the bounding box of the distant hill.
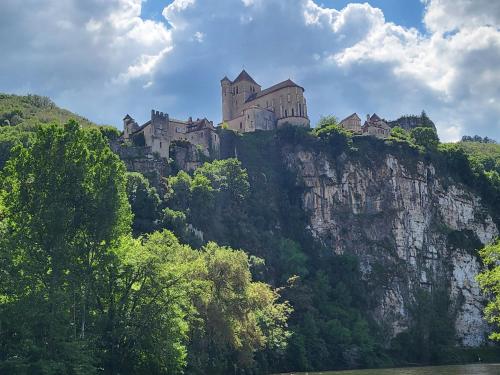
[458,140,500,176]
[0,93,119,168]
[0,93,101,129]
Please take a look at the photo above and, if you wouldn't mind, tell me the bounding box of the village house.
[339,113,362,134]
[123,110,219,158]
[362,113,391,138]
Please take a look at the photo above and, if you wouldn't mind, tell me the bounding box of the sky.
[1,0,500,142]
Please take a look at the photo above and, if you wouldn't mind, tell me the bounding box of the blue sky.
[1,0,499,141]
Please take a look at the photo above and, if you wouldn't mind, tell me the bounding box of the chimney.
[366,114,370,121]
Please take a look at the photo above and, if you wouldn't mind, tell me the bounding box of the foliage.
[462,135,497,144]
[0,122,290,375]
[439,142,500,226]
[187,242,292,374]
[163,133,384,372]
[389,126,412,143]
[390,288,457,365]
[0,93,97,129]
[126,172,161,234]
[0,93,120,170]
[477,240,500,341]
[410,126,440,150]
[312,117,354,155]
[164,158,250,244]
[389,111,436,131]
[0,121,131,373]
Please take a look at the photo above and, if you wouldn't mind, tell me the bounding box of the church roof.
[221,76,231,83]
[233,70,259,85]
[340,113,361,123]
[123,114,133,121]
[245,79,303,102]
[370,113,382,121]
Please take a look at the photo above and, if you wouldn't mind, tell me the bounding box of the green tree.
[411,126,440,150]
[477,240,500,341]
[126,172,161,235]
[389,126,411,142]
[313,116,353,153]
[95,232,205,375]
[188,242,291,374]
[164,159,250,243]
[0,121,131,373]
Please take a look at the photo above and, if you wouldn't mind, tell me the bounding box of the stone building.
[221,70,310,132]
[123,110,219,158]
[362,113,391,138]
[339,113,362,134]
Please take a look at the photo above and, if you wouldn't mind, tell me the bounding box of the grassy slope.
[457,141,500,174]
[0,93,119,168]
[0,93,102,129]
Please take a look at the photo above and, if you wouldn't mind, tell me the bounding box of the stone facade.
[362,113,391,138]
[221,70,310,132]
[123,110,219,158]
[339,113,362,134]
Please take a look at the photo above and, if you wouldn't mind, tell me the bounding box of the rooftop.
[233,69,259,85]
[246,79,303,102]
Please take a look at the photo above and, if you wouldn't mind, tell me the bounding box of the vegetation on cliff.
[0,122,290,375]
[1,94,500,373]
[0,94,119,169]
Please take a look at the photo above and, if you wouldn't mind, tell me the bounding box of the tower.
[221,76,232,122]
[123,114,138,140]
[151,110,169,137]
[221,70,261,123]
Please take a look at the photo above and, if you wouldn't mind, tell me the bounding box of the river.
[276,363,500,375]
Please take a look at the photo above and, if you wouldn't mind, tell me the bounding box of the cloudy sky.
[1,0,499,141]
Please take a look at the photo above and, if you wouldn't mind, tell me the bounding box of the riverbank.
[275,363,500,375]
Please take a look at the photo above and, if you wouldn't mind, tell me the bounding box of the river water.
[277,363,500,375]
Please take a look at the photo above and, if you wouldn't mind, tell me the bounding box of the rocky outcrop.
[283,147,498,347]
[110,142,170,192]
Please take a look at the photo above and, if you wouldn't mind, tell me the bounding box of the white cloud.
[0,0,499,141]
[163,0,196,29]
[423,0,500,33]
[303,0,500,140]
[193,31,205,43]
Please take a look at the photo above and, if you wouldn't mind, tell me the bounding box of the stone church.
[221,70,310,132]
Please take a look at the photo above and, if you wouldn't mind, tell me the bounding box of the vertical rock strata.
[284,148,498,346]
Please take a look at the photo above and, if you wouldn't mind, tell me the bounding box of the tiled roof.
[186,118,215,132]
[245,79,303,103]
[340,113,361,123]
[233,70,259,85]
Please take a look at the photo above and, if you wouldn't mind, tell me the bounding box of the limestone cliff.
[282,146,498,347]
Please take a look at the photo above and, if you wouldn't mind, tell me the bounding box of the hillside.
[1,94,500,373]
[152,125,500,371]
[458,141,500,175]
[0,93,119,167]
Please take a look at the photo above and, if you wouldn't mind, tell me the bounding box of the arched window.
[292,108,294,116]
[285,109,288,117]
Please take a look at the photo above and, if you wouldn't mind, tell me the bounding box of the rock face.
[110,142,171,192]
[283,147,498,347]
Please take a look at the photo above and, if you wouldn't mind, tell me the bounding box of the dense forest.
[1,95,500,374]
